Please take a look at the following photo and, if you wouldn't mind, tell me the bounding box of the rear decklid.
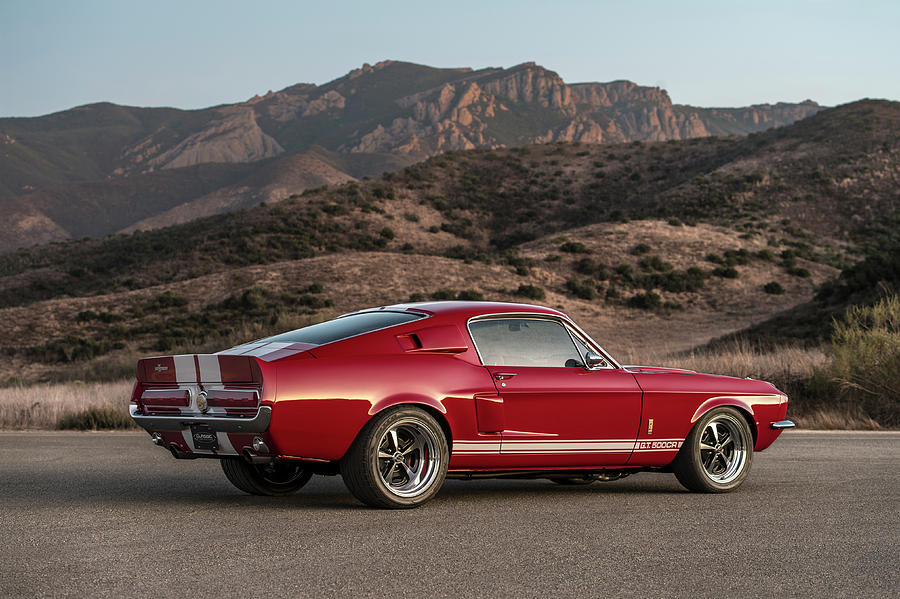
[134,354,265,417]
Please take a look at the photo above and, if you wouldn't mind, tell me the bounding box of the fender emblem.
[154,364,169,372]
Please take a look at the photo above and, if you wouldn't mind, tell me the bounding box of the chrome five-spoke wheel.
[341,406,449,508]
[698,417,748,484]
[673,407,754,493]
[376,418,440,498]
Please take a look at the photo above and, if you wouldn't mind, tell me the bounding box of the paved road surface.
[0,431,897,598]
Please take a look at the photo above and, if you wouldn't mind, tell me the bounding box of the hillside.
[2,99,897,387]
[0,60,822,252]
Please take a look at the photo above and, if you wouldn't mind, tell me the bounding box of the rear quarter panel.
[269,352,495,462]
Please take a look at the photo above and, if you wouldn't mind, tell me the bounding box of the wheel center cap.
[392,452,404,463]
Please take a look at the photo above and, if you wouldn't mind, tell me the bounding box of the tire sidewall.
[680,407,754,492]
[362,406,449,508]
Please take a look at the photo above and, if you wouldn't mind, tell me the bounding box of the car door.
[468,316,642,467]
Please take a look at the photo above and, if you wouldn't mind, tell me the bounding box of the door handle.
[493,372,517,381]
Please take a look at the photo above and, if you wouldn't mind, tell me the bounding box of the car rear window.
[260,311,425,345]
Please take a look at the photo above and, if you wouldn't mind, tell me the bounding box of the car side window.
[469,318,584,367]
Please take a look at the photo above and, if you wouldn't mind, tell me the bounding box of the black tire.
[672,407,754,493]
[220,458,313,496]
[340,406,449,509]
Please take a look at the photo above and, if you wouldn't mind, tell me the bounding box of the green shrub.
[788,267,811,278]
[430,289,457,300]
[59,406,137,430]
[574,257,596,275]
[631,243,651,255]
[145,291,188,312]
[628,292,662,310]
[829,296,900,426]
[638,255,673,272]
[457,290,485,301]
[559,241,589,254]
[565,278,596,300]
[713,266,739,278]
[28,336,121,363]
[408,293,426,302]
[515,284,546,301]
[764,281,785,294]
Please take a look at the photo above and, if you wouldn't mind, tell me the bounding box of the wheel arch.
[691,397,758,446]
[368,395,454,451]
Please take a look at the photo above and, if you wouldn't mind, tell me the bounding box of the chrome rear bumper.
[770,420,796,430]
[130,404,271,433]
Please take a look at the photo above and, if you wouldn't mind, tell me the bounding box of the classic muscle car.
[130,301,794,508]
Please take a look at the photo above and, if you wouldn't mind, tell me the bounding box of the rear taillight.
[206,390,259,409]
[141,389,190,407]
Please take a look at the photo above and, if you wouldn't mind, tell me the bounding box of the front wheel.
[341,406,449,509]
[221,458,312,496]
[672,407,754,493]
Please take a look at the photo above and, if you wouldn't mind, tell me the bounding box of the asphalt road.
[0,431,897,598]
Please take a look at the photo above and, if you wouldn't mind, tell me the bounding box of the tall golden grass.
[627,341,881,430]
[0,380,134,430]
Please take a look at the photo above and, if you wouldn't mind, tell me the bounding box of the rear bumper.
[130,404,271,433]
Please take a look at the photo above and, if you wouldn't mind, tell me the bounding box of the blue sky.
[1,0,898,117]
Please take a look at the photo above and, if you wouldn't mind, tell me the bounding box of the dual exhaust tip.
[150,432,270,460]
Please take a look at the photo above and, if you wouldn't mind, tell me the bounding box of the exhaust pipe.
[168,444,197,460]
[242,449,275,464]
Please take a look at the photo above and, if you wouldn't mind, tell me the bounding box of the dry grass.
[625,341,882,430]
[0,380,134,430]
[628,341,829,382]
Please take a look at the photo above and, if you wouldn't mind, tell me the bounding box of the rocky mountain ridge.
[0,60,824,252]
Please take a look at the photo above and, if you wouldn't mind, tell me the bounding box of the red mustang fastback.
[130,301,794,508]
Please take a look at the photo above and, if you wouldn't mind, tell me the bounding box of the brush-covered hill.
[1,99,896,385]
[0,61,822,252]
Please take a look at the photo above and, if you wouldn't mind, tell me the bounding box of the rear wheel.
[341,406,449,509]
[221,458,312,496]
[673,407,753,493]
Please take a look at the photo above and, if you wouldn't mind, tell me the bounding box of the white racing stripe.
[197,354,221,383]
[173,355,197,382]
[452,437,685,455]
[454,440,501,453]
[242,342,293,358]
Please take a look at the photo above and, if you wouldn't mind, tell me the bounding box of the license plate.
[191,425,218,450]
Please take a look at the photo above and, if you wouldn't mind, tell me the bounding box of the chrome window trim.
[466,312,621,370]
[256,310,429,346]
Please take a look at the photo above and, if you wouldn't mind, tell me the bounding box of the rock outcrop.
[122,107,284,172]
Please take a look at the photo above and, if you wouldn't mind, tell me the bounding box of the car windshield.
[260,311,425,346]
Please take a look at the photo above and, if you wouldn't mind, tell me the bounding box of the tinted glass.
[262,311,424,345]
[469,318,582,367]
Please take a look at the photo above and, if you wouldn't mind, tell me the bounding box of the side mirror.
[584,351,608,369]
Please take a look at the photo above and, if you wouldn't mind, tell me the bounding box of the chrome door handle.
[493,372,517,381]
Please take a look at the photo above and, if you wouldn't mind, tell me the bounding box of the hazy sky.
[1,0,898,117]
